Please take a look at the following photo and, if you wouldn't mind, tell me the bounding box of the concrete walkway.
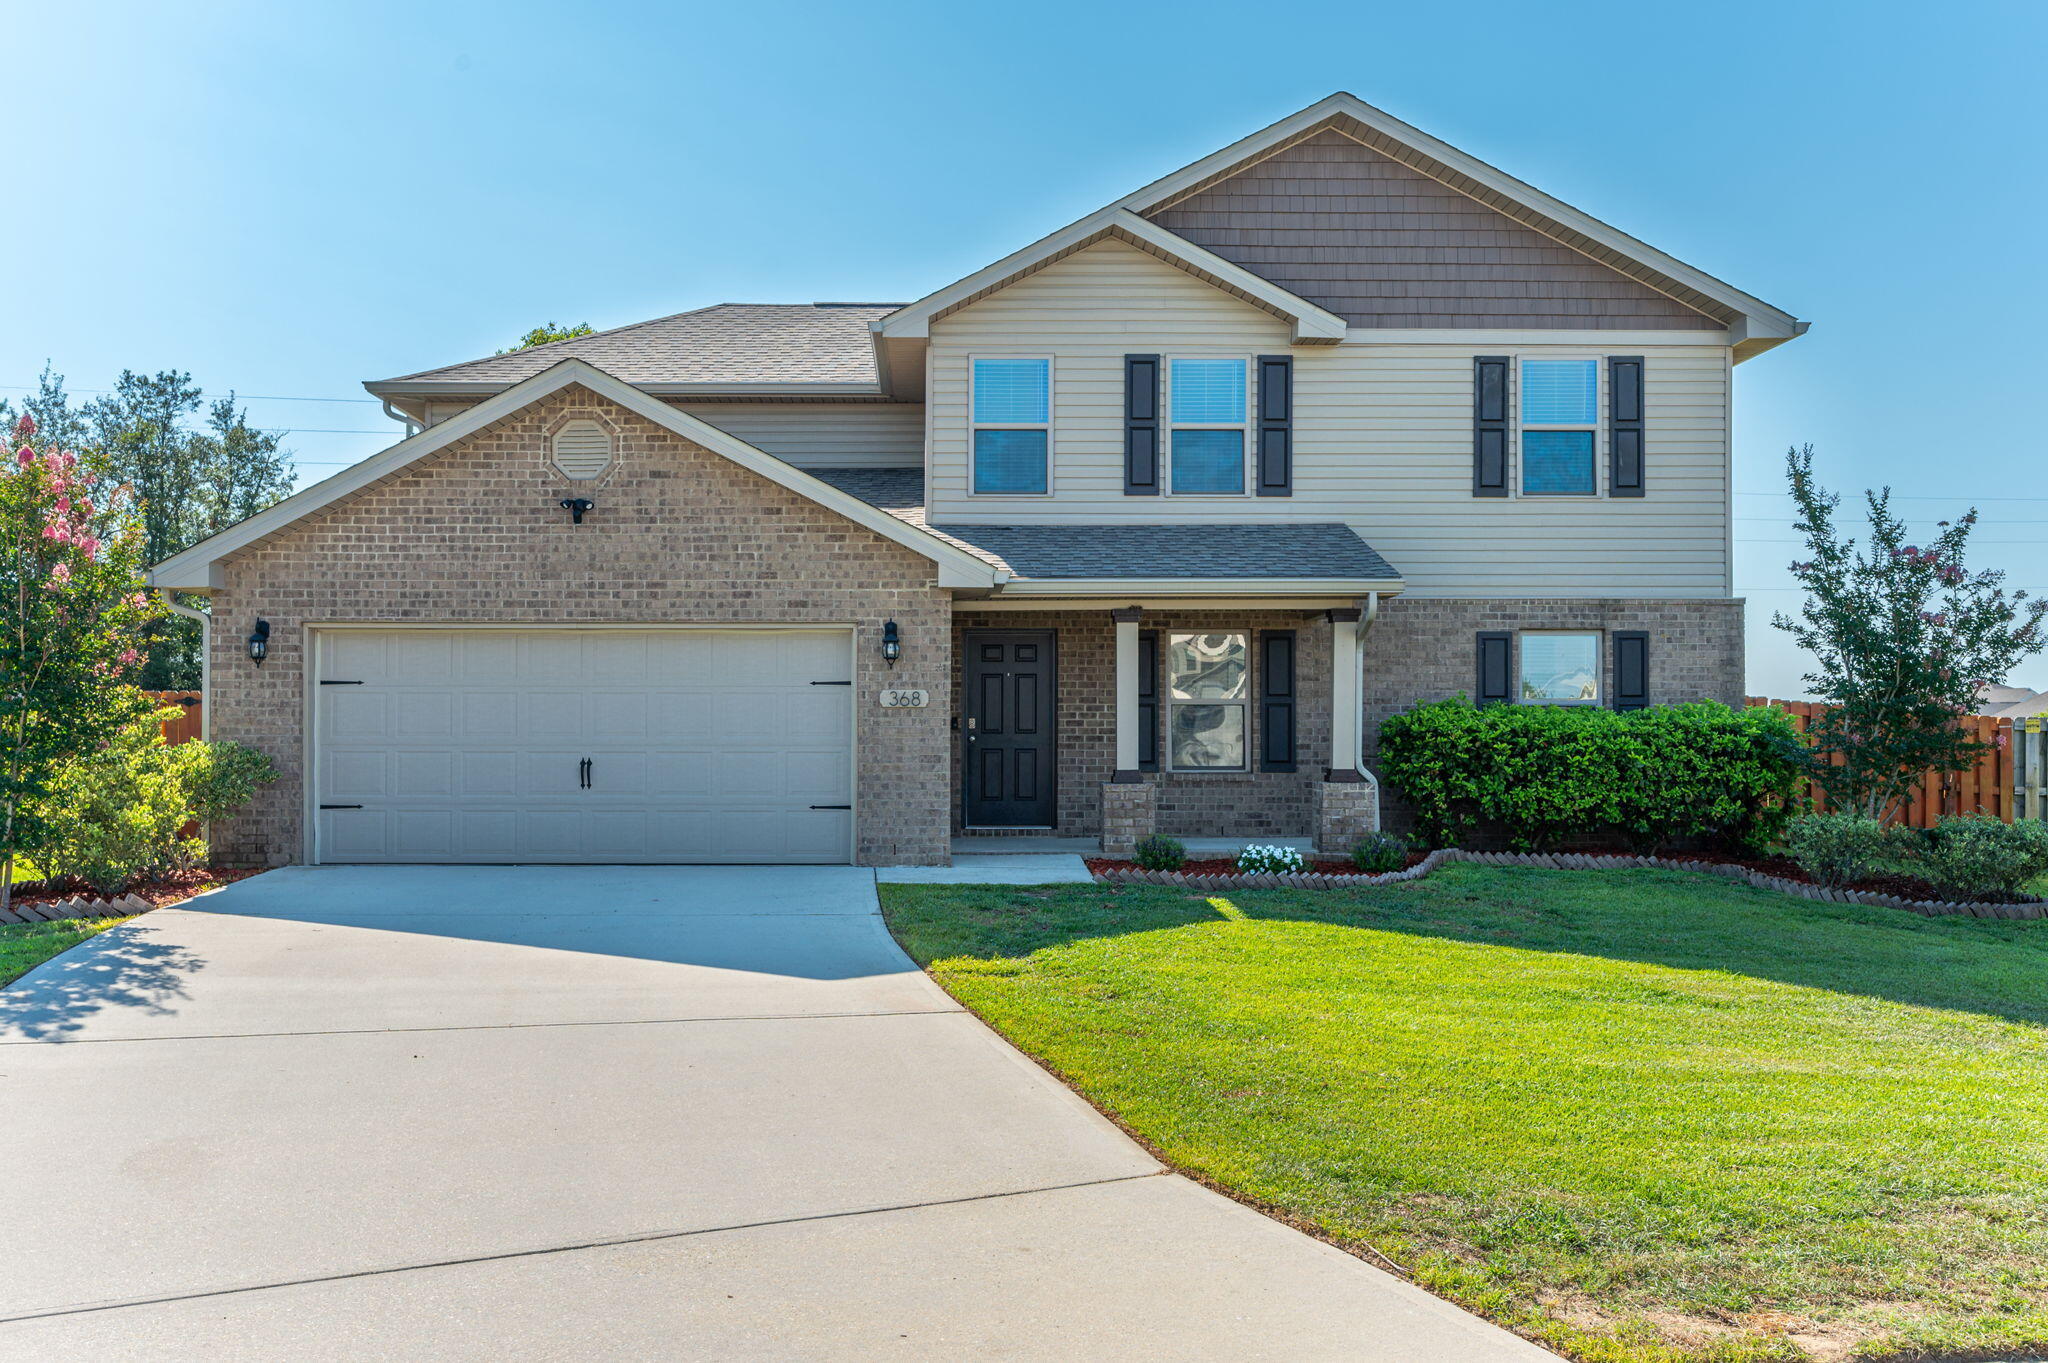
[0,866,1554,1362]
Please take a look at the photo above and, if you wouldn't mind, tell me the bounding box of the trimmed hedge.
[1377,699,1809,852]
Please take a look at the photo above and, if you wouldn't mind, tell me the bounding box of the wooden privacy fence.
[1744,697,2013,826]
[144,691,203,746]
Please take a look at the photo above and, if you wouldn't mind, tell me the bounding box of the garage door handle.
[320,804,363,810]
[579,758,592,789]
[810,804,851,810]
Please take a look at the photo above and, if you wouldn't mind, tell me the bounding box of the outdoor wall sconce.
[881,619,901,667]
[247,618,270,665]
[559,497,595,525]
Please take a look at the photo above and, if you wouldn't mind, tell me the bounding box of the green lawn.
[1,916,135,989]
[880,866,2048,1363]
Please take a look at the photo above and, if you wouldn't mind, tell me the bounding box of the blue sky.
[8,0,2045,697]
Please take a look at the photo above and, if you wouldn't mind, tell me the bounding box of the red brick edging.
[1094,847,2048,920]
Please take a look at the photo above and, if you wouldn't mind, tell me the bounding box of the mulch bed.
[5,867,266,914]
[1088,848,2041,905]
[1085,853,1428,880]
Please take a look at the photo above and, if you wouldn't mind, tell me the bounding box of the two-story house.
[149,93,1804,867]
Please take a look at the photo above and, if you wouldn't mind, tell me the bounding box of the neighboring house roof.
[1990,693,2048,719]
[1977,683,2040,713]
[811,468,1403,594]
[151,362,1001,592]
[367,304,902,398]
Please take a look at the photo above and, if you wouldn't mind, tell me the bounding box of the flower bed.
[1092,847,2048,919]
[0,868,262,925]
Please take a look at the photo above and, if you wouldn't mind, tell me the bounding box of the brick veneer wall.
[206,385,954,867]
[951,609,1334,839]
[1360,596,1746,831]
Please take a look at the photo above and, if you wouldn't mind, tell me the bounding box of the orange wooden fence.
[145,691,203,746]
[1745,697,2012,826]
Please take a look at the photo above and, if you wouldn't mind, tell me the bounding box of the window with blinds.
[1519,359,1597,496]
[971,358,1050,494]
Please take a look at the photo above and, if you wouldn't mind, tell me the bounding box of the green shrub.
[24,710,276,894]
[1785,811,1901,888]
[1133,835,1186,872]
[1350,831,1410,874]
[1236,844,1306,875]
[1376,699,1809,853]
[1920,816,2048,901]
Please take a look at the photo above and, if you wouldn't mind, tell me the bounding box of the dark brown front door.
[962,630,1057,827]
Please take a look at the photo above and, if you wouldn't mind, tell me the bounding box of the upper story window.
[1519,359,1598,496]
[1167,630,1249,769]
[971,358,1050,494]
[1520,631,1600,703]
[1168,358,1248,495]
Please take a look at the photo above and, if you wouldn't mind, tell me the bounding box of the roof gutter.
[988,576,1404,598]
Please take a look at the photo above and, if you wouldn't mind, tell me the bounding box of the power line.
[0,383,379,405]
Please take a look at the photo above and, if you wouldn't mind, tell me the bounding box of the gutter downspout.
[380,398,422,439]
[157,589,210,741]
[1355,591,1381,831]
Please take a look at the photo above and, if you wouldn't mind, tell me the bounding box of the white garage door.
[311,628,854,864]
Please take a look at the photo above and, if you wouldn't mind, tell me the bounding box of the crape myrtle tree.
[2,366,295,688]
[0,413,162,915]
[1773,444,2048,820]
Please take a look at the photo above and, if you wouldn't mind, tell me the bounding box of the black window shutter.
[1255,354,1293,497]
[1137,630,1160,771]
[1258,631,1297,771]
[1612,630,1650,710]
[1476,631,1513,704]
[1473,356,1509,497]
[1124,355,1160,496]
[1609,355,1644,497]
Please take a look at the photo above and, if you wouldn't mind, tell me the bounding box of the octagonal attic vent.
[551,419,613,480]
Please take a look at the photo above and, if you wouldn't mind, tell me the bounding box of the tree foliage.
[1772,445,2048,820]
[2,369,295,688]
[497,321,594,353]
[0,413,163,913]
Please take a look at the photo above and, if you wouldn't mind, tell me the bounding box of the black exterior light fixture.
[881,619,901,667]
[247,618,270,665]
[559,497,594,525]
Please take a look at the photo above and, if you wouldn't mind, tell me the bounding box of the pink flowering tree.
[1773,444,2048,820]
[1,413,162,913]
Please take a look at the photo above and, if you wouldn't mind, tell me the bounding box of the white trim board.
[149,359,1005,592]
[875,211,1347,345]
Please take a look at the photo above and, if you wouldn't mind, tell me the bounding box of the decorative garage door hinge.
[809,680,852,685]
[809,804,852,810]
[318,679,365,685]
[319,804,363,810]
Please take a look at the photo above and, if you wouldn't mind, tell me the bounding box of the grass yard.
[880,865,2048,1363]
[0,916,135,989]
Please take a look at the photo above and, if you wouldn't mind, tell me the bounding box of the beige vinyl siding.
[675,403,924,468]
[928,240,1731,599]
[417,399,923,469]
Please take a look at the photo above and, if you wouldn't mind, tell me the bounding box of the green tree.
[0,413,162,914]
[497,321,594,354]
[1773,444,2048,819]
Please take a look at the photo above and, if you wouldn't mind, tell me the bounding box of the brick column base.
[1314,780,1378,854]
[1100,781,1157,858]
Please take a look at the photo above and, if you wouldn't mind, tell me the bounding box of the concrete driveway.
[0,866,1553,1362]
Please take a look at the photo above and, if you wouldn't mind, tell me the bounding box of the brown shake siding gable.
[204,385,954,868]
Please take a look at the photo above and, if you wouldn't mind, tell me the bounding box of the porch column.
[1111,606,1144,781]
[1326,607,1363,781]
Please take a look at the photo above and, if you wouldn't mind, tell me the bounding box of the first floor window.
[1519,631,1601,703]
[1168,358,1247,494]
[1167,631,1248,769]
[972,358,1050,494]
[1519,358,1597,496]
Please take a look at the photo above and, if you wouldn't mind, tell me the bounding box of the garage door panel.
[315,629,855,864]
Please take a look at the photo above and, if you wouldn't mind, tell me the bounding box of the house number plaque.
[878,688,931,708]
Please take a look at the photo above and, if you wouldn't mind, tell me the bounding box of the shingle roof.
[373,304,901,388]
[810,468,1400,582]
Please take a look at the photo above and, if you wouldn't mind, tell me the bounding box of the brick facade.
[206,385,954,868]
[1360,596,1746,831]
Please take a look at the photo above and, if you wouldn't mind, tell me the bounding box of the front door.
[962,630,1057,827]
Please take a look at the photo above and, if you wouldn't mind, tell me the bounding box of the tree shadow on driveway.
[0,917,207,1041]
